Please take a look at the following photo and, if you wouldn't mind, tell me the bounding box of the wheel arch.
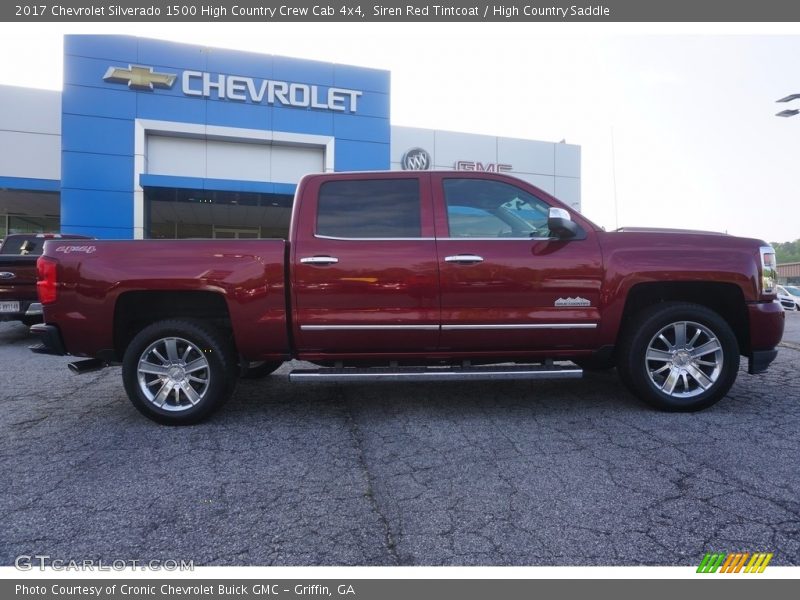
[113,290,234,361]
[619,281,750,355]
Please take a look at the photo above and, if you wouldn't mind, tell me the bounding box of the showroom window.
[0,190,61,238]
[145,187,294,239]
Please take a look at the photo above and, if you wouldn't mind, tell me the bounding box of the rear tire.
[122,319,237,425]
[617,302,739,412]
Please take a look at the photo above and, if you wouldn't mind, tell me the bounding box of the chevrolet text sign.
[104,64,363,113]
[182,71,362,112]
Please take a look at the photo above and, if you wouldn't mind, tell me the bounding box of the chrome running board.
[288,364,582,383]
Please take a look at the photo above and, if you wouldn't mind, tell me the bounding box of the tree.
[770,239,800,264]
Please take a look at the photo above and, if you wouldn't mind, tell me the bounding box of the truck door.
[432,173,604,353]
[292,173,440,356]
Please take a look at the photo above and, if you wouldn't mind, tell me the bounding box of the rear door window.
[316,179,422,238]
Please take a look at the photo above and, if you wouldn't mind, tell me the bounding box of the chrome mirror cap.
[547,207,579,239]
[548,207,572,221]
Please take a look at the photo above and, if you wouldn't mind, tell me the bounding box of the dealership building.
[0,35,580,240]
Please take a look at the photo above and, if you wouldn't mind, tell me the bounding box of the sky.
[1,22,799,243]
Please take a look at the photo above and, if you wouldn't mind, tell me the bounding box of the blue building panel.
[0,176,60,192]
[64,35,139,63]
[137,38,208,72]
[61,152,135,192]
[62,84,138,120]
[273,106,334,136]
[273,55,335,87]
[136,93,207,124]
[139,174,293,195]
[61,114,134,156]
[60,189,134,235]
[333,140,390,172]
[139,174,205,191]
[334,114,391,144]
[59,35,392,239]
[205,99,271,131]
[206,48,274,80]
[349,91,391,119]
[63,55,124,90]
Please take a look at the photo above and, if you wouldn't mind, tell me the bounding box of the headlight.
[759,246,777,295]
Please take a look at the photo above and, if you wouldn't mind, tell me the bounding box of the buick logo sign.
[401,147,431,171]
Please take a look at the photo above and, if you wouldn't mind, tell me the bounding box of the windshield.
[784,285,800,297]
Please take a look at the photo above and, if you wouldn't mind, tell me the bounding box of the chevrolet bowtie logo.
[103,65,177,91]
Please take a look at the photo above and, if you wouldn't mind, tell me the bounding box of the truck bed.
[42,239,290,361]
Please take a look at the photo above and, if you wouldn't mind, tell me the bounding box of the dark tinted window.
[443,178,551,238]
[1,235,47,255]
[0,234,91,255]
[317,179,421,238]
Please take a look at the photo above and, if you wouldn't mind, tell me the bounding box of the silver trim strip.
[301,323,596,331]
[315,234,436,241]
[442,323,597,330]
[313,235,559,242]
[301,324,439,331]
[439,237,555,241]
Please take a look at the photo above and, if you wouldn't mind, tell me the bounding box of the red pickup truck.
[31,171,784,424]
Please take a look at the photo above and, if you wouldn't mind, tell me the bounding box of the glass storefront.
[0,190,61,238]
[145,186,294,240]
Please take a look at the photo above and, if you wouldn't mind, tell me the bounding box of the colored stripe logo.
[697,552,773,573]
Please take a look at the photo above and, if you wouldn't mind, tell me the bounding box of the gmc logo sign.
[455,161,513,173]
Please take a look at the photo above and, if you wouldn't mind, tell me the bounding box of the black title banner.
[4,0,800,22]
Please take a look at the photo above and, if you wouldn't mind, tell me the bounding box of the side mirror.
[547,207,579,239]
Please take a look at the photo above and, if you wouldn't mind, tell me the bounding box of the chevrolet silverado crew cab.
[31,171,784,424]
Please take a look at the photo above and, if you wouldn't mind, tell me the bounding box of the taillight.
[759,246,777,296]
[37,256,58,305]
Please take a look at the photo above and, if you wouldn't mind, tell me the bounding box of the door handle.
[444,254,484,264]
[300,256,339,265]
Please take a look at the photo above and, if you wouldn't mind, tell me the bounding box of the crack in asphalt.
[338,385,400,566]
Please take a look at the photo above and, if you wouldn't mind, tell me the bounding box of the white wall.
[391,126,581,210]
[0,85,61,181]
[146,135,324,184]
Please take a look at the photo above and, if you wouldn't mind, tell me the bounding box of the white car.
[777,284,800,311]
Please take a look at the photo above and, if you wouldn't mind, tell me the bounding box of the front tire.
[122,320,237,425]
[617,302,739,412]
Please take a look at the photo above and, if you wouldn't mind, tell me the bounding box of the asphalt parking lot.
[1,313,799,566]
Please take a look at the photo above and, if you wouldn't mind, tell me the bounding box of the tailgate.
[0,256,38,286]
[0,256,38,315]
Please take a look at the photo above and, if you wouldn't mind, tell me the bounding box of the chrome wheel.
[645,320,723,399]
[136,336,210,412]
